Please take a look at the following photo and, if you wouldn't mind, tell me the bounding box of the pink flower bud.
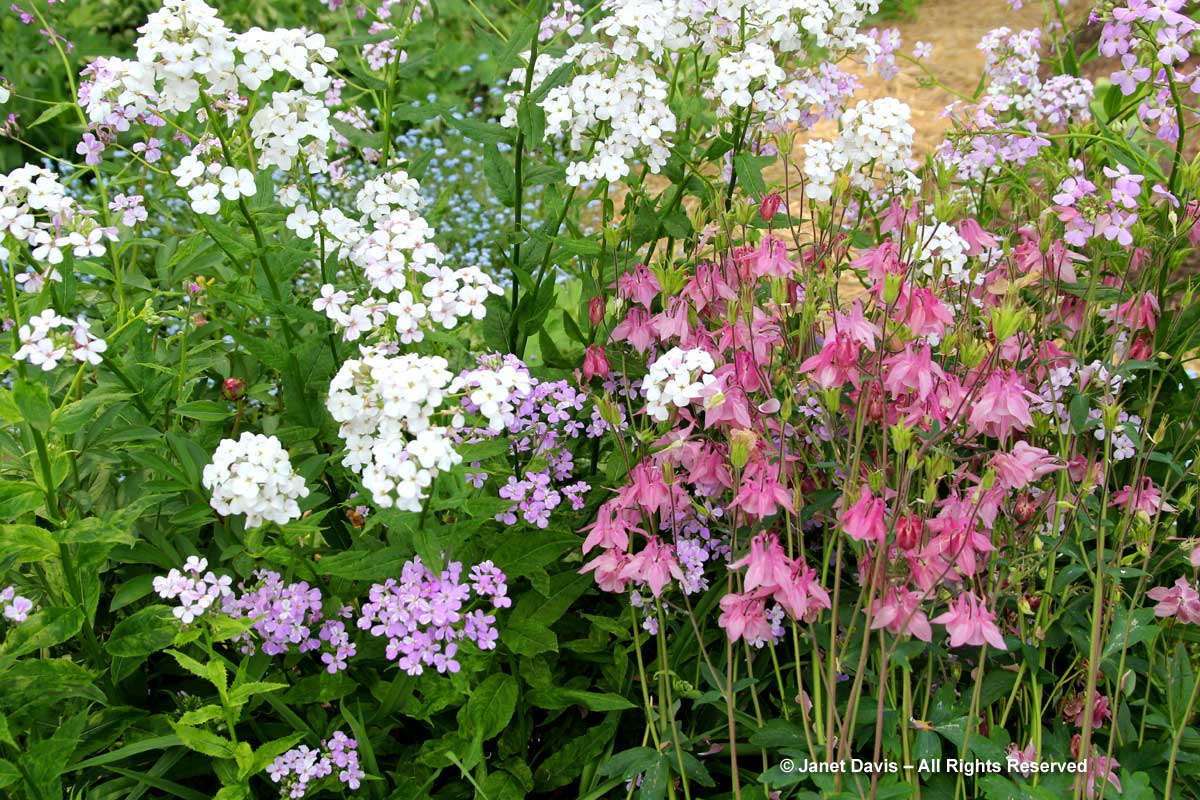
[582,345,610,381]
[895,514,922,551]
[222,377,246,401]
[759,192,783,223]
[588,296,606,328]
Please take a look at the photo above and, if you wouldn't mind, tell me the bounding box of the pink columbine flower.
[619,537,684,598]
[840,487,887,543]
[1110,476,1174,517]
[729,532,792,593]
[580,500,637,553]
[759,192,783,223]
[956,218,1001,256]
[883,343,943,402]
[799,333,861,389]
[1114,291,1160,332]
[1147,577,1200,624]
[718,590,775,644]
[968,370,1037,440]
[580,549,632,593]
[896,286,954,340]
[582,344,610,381]
[831,300,881,352]
[611,306,655,352]
[615,263,661,308]
[870,587,932,641]
[748,236,795,278]
[990,441,1063,491]
[931,593,1007,650]
[774,559,831,622]
[731,462,794,519]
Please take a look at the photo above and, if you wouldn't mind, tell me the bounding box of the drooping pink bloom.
[581,499,638,553]
[967,370,1037,440]
[897,286,954,339]
[1110,476,1174,516]
[759,192,783,223]
[683,261,737,312]
[704,374,753,429]
[619,461,674,516]
[683,443,734,497]
[840,487,887,543]
[870,586,932,641]
[852,240,904,282]
[895,514,924,551]
[730,462,794,519]
[580,549,632,593]
[956,218,1001,256]
[749,236,796,278]
[1007,742,1038,777]
[774,559,831,622]
[1071,737,1122,800]
[925,512,995,577]
[1147,577,1200,623]
[799,333,861,389]
[729,532,792,593]
[718,590,775,644]
[1114,291,1160,332]
[615,263,660,308]
[831,300,881,351]
[582,345,610,381]
[652,296,692,342]
[883,343,943,402]
[619,537,684,597]
[1066,691,1111,728]
[588,295,606,327]
[990,441,1063,491]
[931,593,1007,649]
[611,306,655,352]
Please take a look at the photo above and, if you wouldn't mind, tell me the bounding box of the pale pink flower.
[990,441,1063,491]
[580,549,631,593]
[883,343,943,402]
[1110,476,1174,517]
[840,487,887,543]
[968,371,1037,440]
[1147,577,1200,624]
[729,533,791,593]
[619,537,684,598]
[870,587,932,641]
[931,592,1006,649]
[718,590,775,644]
[774,559,831,623]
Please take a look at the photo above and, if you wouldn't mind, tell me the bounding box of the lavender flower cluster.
[224,571,358,674]
[268,730,364,798]
[357,557,509,675]
[152,556,234,624]
[460,354,600,528]
[0,586,34,624]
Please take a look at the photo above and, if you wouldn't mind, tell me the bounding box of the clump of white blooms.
[309,168,504,344]
[202,433,310,528]
[326,350,533,511]
[0,166,117,282]
[912,220,973,285]
[500,0,882,187]
[77,0,336,179]
[153,557,234,624]
[327,351,462,512]
[643,347,721,422]
[13,310,108,371]
[803,97,917,202]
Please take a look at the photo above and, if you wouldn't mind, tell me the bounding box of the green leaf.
[106,605,178,658]
[197,216,254,263]
[4,607,85,657]
[0,482,45,518]
[227,681,288,706]
[445,114,514,145]
[484,143,516,207]
[29,102,74,128]
[525,687,634,712]
[460,673,518,741]
[178,705,227,726]
[0,524,57,563]
[491,530,579,578]
[0,760,18,791]
[13,378,52,431]
[170,723,235,759]
[173,400,234,422]
[598,748,663,780]
[732,153,775,199]
[1069,393,1090,434]
[504,618,558,656]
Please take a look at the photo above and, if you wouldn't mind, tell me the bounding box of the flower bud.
[221,377,246,401]
[1013,492,1036,523]
[890,422,913,453]
[895,514,922,551]
[882,272,903,305]
[582,344,610,381]
[588,296,606,328]
[729,429,757,469]
[760,192,783,223]
[990,301,1028,343]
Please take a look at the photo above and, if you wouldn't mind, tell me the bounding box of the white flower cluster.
[171,138,258,215]
[248,90,333,173]
[80,0,336,174]
[912,221,973,285]
[14,310,108,371]
[643,347,722,422]
[802,97,917,202]
[326,351,532,511]
[0,165,117,276]
[202,433,310,528]
[501,43,676,185]
[326,352,463,511]
[153,556,233,625]
[499,0,882,181]
[309,169,503,343]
